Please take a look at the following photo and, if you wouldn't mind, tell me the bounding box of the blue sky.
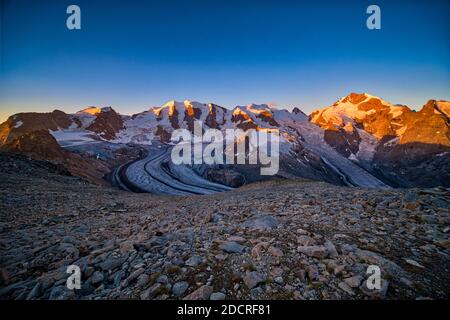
[0,0,449,121]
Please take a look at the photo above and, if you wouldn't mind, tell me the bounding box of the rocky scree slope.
[0,154,449,300]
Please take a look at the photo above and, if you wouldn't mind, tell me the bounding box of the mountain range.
[0,93,448,190]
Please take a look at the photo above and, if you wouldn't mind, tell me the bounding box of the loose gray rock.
[156,274,169,284]
[298,245,329,259]
[140,283,162,300]
[98,255,128,271]
[220,241,245,254]
[354,249,404,277]
[89,271,104,285]
[405,259,425,269]
[324,240,339,258]
[49,286,76,300]
[243,271,266,289]
[211,213,224,223]
[26,282,42,300]
[241,215,279,231]
[172,281,189,297]
[185,255,203,267]
[306,265,319,281]
[62,236,77,245]
[210,292,226,300]
[344,275,363,288]
[183,285,213,300]
[338,282,355,295]
[136,273,150,287]
[360,279,389,298]
[274,276,284,285]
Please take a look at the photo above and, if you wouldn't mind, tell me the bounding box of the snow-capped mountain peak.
[310,92,411,138]
[1,94,448,189]
[77,106,113,116]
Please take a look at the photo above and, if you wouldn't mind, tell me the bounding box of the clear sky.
[0,0,449,122]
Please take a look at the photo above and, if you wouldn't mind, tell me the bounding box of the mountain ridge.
[1,93,448,189]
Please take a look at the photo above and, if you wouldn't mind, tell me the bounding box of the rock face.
[0,131,111,184]
[0,110,72,144]
[311,93,450,187]
[0,106,126,148]
[85,107,124,140]
[323,122,361,158]
[0,129,67,161]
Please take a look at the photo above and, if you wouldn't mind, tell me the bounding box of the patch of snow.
[436,101,450,117]
[355,129,378,163]
[73,113,96,127]
[68,122,78,129]
[395,125,407,136]
[383,137,400,147]
[389,106,405,118]
[348,153,358,161]
[285,119,387,188]
[49,129,99,147]
[435,152,449,157]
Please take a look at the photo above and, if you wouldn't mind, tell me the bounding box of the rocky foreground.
[0,153,449,300]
